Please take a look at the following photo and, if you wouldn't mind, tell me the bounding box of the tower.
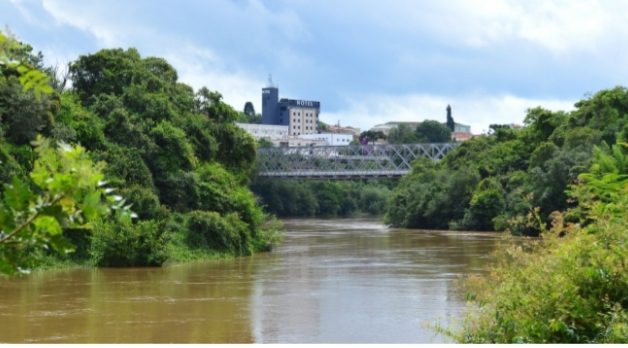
[446,104,455,132]
[262,75,279,124]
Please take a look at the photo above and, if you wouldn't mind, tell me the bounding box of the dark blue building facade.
[262,86,320,127]
[262,86,280,124]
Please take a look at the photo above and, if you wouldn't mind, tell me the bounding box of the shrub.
[451,143,628,343]
[185,210,253,256]
[453,210,627,343]
[90,217,168,267]
[120,185,168,220]
[156,170,200,212]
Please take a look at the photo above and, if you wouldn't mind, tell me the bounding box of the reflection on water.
[0,218,501,343]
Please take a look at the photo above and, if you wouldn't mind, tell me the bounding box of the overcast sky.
[3,0,628,133]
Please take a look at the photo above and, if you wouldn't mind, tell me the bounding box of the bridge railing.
[256,143,459,179]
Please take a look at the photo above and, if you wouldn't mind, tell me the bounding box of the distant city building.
[370,121,422,136]
[262,80,320,137]
[326,124,360,143]
[327,124,360,136]
[235,123,288,140]
[235,122,327,147]
[283,138,326,147]
[454,123,471,133]
[452,122,472,141]
[367,105,473,142]
[299,133,353,146]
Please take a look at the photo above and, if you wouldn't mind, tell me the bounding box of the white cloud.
[162,43,264,112]
[41,0,127,47]
[326,0,627,56]
[423,0,628,55]
[321,93,576,135]
[8,0,42,27]
[38,0,267,111]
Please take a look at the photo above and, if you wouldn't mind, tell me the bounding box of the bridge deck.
[256,143,458,179]
[258,170,409,179]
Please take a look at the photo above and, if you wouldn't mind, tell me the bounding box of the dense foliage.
[0,137,132,274]
[452,143,627,343]
[251,179,393,217]
[387,89,628,235]
[0,32,280,274]
[387,120,452,144]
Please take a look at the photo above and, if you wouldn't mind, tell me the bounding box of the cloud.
[162,43,264,112]
[416,0,628,55]
[8,0,42,27]
[321,93,576,134]
[8,0,626,131]
[300,0,626,55]
[38,0,272,110]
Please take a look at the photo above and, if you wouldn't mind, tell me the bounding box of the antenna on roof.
[267,73,274,87]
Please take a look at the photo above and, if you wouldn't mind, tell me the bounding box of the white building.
[298,133,353,146]
[235,123,288,139]
[284,137,326,147]
[235,122,328,147]
[286,102,319,136]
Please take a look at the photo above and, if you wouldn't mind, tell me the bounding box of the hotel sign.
[283,99,320,108]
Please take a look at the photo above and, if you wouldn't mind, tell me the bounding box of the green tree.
[462,177,505,230]
[359,130,386,143]
[415,120,452,143]
[243,101,255,117]
[387,124,419,144]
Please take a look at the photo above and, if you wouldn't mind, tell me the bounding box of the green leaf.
[81,191,102,222]
[3,177,33,212]
[33,216,62,236]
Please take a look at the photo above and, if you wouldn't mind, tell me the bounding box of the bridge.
[256,143,459,179]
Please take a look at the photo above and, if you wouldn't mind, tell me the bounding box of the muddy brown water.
[0,218,503,343]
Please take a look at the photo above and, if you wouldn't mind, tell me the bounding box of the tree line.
[251,179,394,218]
[386,89,628,236]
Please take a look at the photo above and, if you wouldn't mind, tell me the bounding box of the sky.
[3,0,628,134]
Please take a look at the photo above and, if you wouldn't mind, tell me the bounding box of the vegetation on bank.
[0,31,280,275]
[386,120,452,144]
[450,142,627,343]
[386,88,628,235]
[251,179,393,218]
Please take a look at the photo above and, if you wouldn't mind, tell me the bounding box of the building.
[262,82,320,137]
[299,133,353,146]
[238,80,360,147]
[367,106,473,142]
[235,123,288,140]
[451,122,471,141]
[370,121,423,136]
[327,124,360,136]
[235,123,328,147]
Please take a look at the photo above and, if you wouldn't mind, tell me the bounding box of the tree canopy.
[0,32,280,274]
[386,87,628,235]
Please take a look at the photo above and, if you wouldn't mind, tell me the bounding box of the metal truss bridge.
[256,143,459,179]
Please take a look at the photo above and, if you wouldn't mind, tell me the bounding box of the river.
[0,218,502,343]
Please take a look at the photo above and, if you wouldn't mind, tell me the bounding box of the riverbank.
[12,220,282,277]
